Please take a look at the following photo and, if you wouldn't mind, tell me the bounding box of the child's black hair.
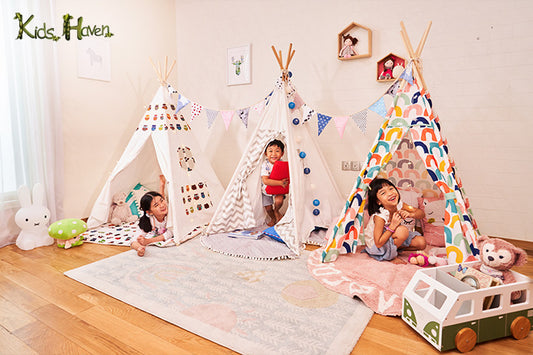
[138,191,163,233]
[366,178,401,216]
[265,139,285,153]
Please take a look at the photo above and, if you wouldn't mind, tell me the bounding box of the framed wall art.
[227,44,251,86]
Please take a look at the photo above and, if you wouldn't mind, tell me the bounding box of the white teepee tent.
[87,59,224,244]
[206,45,344,255]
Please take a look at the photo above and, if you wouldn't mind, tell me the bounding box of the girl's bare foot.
[137,245,145,257]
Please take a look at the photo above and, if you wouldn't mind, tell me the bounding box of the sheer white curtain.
[0,0,64,247]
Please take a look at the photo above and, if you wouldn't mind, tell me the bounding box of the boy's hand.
[159,175,166,185]
[280,178,289,187]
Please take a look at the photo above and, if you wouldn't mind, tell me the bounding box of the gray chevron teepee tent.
[87,58,224,244]
[206,45,343,255]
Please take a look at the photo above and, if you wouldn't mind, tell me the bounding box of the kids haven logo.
[14,13,114,41]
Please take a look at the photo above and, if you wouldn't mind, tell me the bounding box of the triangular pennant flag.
[167,84,178,95]
[206,109,218,129]
[317,113,332,136]
[265,91,273,106]
[368,97,387,117]
[220,110,234,131]
[301,105,315,124]
[351,110,368,134]
[293,92,304,109]
[385,80,400,96]
[333,116,349,138]
[399,61,414,84]
[252,100,265,115]
[190,102,203,121]
[176,94,190,113]
[236,107,250,127]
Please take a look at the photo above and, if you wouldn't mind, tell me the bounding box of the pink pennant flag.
[190,102,203,121]
[220,110,234,131]
[293,92,304,109]
[333,116,349,137]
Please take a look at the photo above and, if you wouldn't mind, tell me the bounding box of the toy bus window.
[413,280,430,298]
[482,294,501,310]
[512,289,527,305]
[428,288,447,310]
[455,299,473,318]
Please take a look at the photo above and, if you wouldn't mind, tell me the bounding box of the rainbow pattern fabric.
[322,79,480,264]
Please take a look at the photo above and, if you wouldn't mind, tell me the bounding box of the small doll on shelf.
[379,57,395,80]
[339,34,358,58]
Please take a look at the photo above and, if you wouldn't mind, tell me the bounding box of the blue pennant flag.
[175,94,190,113]
[399,62,414,85]
[317,113,332,136]
[368,97,387,118]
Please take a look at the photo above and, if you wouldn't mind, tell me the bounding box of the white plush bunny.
[15,183,54,250]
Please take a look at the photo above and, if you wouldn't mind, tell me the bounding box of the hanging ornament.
[313,209,320,216]
[299,151,306,159]
[304,167,311,175]
[313,199,320,206]
[292,118,300,125]
[288,102,295,109]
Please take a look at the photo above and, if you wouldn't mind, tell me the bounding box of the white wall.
[55,0,177,219]
[56,0,532,242]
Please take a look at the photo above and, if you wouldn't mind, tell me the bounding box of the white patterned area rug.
[65,237,373,354]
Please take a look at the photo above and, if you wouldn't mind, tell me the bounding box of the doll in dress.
[339,34,358,58]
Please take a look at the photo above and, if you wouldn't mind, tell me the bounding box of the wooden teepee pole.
[400,21,431,91]
[271,43,295,81]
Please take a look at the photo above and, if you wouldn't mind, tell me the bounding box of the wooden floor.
[0,238,532,354]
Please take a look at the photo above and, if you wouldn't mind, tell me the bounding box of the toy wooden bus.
[402,262,532,352]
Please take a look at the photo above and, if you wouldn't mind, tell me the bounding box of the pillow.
[417,196,445,247]
[265,161,290,195]
[398,187,421,232]
[125,183,150,217]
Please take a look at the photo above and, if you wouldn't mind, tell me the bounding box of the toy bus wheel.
[455,327,477,353]
[510,316,530,340]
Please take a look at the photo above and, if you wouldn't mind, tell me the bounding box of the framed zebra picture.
[227,44,251,86]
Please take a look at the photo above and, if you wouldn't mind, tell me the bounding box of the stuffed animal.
[48,218,87,249]
[475,235,528,301]
[408,250,447,267]
[110,191,138,225]
[417,196,445,247]
[339,34,358,58]
[15,183,55,250]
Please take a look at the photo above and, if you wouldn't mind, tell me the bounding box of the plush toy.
[417,196,445,247]
[110,191,137,225]
[15,183,54,250]
[475,235,528,301]
[339,34,358,58]
[408,250,447,267]
[379,58,395,80]
[48,218,87,249]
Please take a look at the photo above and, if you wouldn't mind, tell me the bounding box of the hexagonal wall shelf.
[338,22,372,60]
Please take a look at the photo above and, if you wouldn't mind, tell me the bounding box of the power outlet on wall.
[341,161,362,171]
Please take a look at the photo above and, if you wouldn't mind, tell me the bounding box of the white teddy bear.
[110,191,138,225]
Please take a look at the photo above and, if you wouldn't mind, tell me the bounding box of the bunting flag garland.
[236,107,250,127]
[167,84,178,95]
[220,110,234,131]
[302,105,315,123]
[264,91,273,106]
[317,113,332,136]
[176,94,191,113]
[351,110,368,134]
[252,101,265,115]
[206,109,218,129]
[293,92,304,109]
[399,61,414,85]
[368,97,387,118]
[190,102,203,120]
[385,80,400,97]
[333,116,349,138]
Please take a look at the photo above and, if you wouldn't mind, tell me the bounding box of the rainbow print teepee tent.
[206,45,344,255]
[322,23,481,264]
[87,59,224,244]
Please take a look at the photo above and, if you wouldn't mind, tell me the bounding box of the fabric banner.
[385,80,400,97]
[176,94,191,113]
[293,92,304,109]
[252,101,265,115]
[351,110,368,134]
[317,113,332,136]
[206,109,218,129]
[399,62,414,85]
[220,110,234,131]
[236,107,250,127]
[368,97,387,118]
[302,105,315,124]
[190,102,203,121]
[333,116,349,138]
